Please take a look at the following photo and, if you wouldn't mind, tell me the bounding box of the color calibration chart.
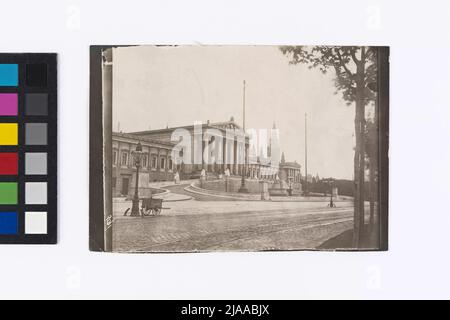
[0,54,56,244]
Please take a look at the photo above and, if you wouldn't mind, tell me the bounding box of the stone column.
[165,150,169,180]
[233,138,237,175]
[156,148,161,181]
[222,137,226,173]
[260,181,270,200]
[207,137,212,173]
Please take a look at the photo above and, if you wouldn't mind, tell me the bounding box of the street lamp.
[238,143,249,193]
[130,141,143,216]
[324,178,336,208]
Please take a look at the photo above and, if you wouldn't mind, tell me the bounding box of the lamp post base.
[238,185,249,193]
[130,196,140,216]
[239,172,249,193]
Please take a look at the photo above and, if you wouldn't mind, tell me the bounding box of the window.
[113,150,118,165]
[151,155,157,169]
[160,156,166,170]
[169,157,173,170]
[121,152,128,166]
[112,177,117,188]
[142,154,148,168]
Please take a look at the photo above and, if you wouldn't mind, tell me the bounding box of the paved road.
[113,197,354,252]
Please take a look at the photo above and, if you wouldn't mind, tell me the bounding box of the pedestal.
[268,180,288,196]
[260,181,270,200]
[200,176,206,188]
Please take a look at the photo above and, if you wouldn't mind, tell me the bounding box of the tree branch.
[335,49,355,79]
[351,48,361,65]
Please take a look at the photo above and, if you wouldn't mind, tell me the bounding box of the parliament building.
[112,118,302,197]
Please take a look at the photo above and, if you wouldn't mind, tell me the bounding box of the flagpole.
[304,113,308,196]
[239,80,249,193]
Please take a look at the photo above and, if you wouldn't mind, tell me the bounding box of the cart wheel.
[154,208,161,216]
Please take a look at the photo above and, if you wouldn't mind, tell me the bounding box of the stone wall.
[113,171,173,198]
[200,177,275,194]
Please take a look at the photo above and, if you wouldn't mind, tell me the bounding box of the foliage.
[279,46,377,105]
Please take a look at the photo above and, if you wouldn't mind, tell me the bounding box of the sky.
[112,45,355,180]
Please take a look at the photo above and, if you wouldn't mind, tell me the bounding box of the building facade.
[112,118,302,197]
[129,118,250,179]
[112,132,179,197]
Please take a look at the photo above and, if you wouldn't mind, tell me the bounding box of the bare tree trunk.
[371,77,379,244]
[359,49,367,246]
[369,158,375,226]
[353,47,367,248]
[352,99,362,248]
[359,115,366,239]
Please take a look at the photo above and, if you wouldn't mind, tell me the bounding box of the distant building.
[279,160,302,184]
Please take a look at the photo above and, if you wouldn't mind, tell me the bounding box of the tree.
[279,46,377,247]
[365,119,378,226]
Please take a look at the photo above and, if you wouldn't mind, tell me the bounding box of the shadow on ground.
[317,223,381,250]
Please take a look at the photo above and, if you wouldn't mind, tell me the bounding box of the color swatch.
[0,53,56,244]
[0,64,18,86]
[0,93,18,115]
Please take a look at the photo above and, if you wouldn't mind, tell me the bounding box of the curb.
[185,182,353,203]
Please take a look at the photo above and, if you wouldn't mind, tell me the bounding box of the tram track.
[135,210,353,252]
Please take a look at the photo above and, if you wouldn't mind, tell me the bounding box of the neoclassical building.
[112,132,179,197]
[112,118,302,197]
[129,117,250,179]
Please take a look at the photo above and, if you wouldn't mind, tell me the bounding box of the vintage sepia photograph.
[91,45,388,253]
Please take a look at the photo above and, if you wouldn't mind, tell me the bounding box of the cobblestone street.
[113,184,355,252]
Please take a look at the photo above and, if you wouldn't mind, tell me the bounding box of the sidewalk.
[153,192,192,202]
[185,182,353,202]
[113,180,195,203]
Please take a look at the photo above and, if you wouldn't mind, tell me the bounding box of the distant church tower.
[281,151,286,164]
[269,122,281,165]
[267,121,277,157]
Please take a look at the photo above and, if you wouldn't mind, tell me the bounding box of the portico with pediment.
[128,117,251,178]
[112,117,302,197]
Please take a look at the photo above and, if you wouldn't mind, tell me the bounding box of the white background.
[1,0,449,299]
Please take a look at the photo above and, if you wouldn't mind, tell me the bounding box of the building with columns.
[129,117,251,179]
[112,118,302,197]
